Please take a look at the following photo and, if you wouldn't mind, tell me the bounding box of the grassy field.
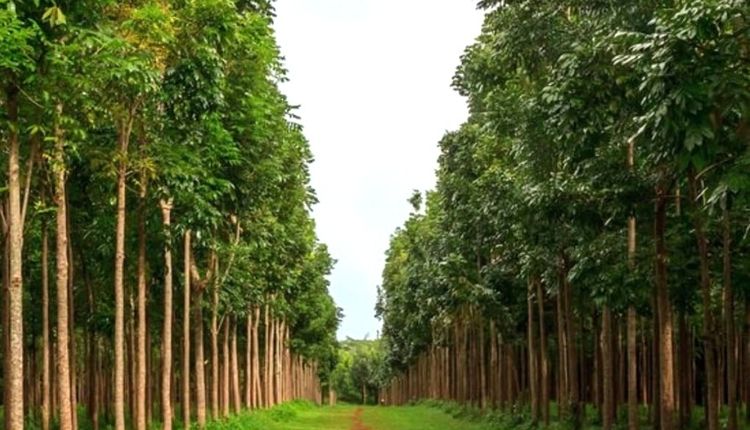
[200,401,497,430]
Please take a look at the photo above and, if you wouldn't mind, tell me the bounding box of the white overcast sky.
[274,1,484,340]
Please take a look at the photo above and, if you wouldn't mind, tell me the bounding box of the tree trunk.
[222,318,230,417]
[723,195,737,430]
[602,307,614,430]
[195,289,207,427]
[211,287,219,417]
[678,311,691,429]
[655,182,675,430]
[527,279,539,423]
[251,309,255,409]
[160,199,174,430]
[231,319,241,413]
[53,102,74,430]
[182,231,192,428]
[135,156,148,430]
[113,114,133,430]
[5,80,25,430]
[535,280,549,426]
[253,307,262,408]
[687,171,718,430]
[42,221,51,430]
[627,148,639,429]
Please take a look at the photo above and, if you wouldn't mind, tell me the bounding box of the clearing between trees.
[202,402,498,430]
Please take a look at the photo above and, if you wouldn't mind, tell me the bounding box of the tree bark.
[655,182,675,430]
[135,151,148,430]
[527,279,539,422]
[723,195,737,430]
[182,231,192,428]
[602,307,614,430]
[627,138,639,430]
[687,171,718,430]
[195,290,207,427]
[40,219,51,430]
[222,318,230,417]
[160,199,174,430]
[231,319,241,413]
[114,113,134,430]
[5,80,25,430]
[53,102,74,430]
[211,286,219,417]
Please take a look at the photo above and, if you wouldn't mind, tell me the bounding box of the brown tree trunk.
[528,279,539,422]
[135,156,148,430]
[182,231,192,428]
[655,182,675,430]
[251,309,255,409]
[222,318,230,417]
[53,102,74,430]
[602,308,614,430]
[114,113,134,430]
[211,287,219,417]
[253,307,262,408]
[678,312,691,429]
[535,280,549,426]
[627,140,639,429]
[42,221,51,430]
[687,171,718,430]
[231,319,241,413]
[160,200,174,430]
[723,196,737,430]
[195,290,207,427]
[5,80,25,430]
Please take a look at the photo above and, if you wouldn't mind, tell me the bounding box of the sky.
[273,0,485,340]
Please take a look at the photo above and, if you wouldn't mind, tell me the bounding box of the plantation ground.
[206,402,498,430]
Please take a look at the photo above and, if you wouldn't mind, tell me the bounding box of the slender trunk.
[160,200,174,430]
[627,307,638,430]
[67,208,77,430]
[114,113,133,430]
[627,138,639,430]
[195,289,207,427]
[231,319,240,413]
[687,171,718,430]
[211,287,219,417]
[6,80,25,430]
[557,287,568,417]
[528,279,539,423]
[222,318,230,417]
[245,312,253,409]
[723,195,737,430]
[53,102,74,430]
[182,231,192,428]
[678,312,691,429]
[602,308,614,430]
[655,181,675,430]
[253,307,262,408]
[135,156,148,430]
[41,220,51,430]
[535,280,549,426]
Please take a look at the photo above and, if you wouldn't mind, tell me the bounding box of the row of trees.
[329,339,385,405]
[0,1,339,429]
[377,1,750,430]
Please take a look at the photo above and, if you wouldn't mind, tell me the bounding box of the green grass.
[361,404,499,430]
[202,401,500,430]
[6,401,750,430]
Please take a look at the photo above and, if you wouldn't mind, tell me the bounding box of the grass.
[4,401,750,430]
[203,401,500,430]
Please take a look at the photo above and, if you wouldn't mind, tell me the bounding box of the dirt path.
[350,407,372,430]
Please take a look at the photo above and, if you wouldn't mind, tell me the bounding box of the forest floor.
[203,402,496,430]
